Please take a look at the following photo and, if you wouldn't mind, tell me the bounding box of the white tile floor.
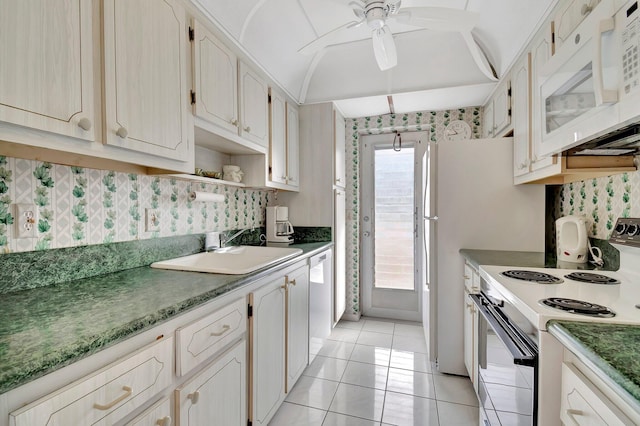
[269,318,480,425]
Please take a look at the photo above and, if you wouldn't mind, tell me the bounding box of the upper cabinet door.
[239,62,269,147]
[334,109,346,188]
[512,54,531,178]
[192,20,238,134]
[493,80,511,136]
[270,89,287,185]
[103,0,190,161]
[552,0,601,52]
[286,102,299,188]
[0,0,95,141]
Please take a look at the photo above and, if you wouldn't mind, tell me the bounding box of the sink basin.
[150,245,303,275]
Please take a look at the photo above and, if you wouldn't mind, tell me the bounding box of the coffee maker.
[266,206,294,244]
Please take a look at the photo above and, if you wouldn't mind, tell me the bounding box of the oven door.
[471,294,538,425]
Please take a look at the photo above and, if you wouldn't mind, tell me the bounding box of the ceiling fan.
[299,0,497,79]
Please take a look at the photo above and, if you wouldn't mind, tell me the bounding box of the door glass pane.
[374,147,414,290]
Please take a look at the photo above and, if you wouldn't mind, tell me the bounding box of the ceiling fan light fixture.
[372,25,397,71]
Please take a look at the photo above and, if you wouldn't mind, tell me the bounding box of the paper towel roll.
[188,191,225,203]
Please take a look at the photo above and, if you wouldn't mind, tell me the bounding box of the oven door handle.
[470,294,537,367]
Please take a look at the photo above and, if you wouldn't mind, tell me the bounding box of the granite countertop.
[548,321,640,413]
[459,249,547,269]
[0,242,331,395]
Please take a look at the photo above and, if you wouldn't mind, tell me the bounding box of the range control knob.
[627,224,640,237]
[615,222,628,236]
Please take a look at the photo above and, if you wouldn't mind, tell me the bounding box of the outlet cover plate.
[145,209,160,232]
[13,204,37,239]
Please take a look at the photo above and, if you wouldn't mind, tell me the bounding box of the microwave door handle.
[593,17,618,106]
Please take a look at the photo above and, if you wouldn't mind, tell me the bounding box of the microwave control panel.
[622,1,640,93]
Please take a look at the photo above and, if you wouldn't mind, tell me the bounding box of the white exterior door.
[360,132,428,321]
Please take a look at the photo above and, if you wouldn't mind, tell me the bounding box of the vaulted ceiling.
[192,0,556,117]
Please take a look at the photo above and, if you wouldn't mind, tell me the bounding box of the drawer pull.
[156,416,172,426]
[464,275,471,279]
[188,391,200,404]
[289,279,297,286]
[93,386,132,410]
[566,408,583,425]
[77,117,92,131]
[210,324,231,337]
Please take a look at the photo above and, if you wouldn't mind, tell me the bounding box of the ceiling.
[192,0,556,118]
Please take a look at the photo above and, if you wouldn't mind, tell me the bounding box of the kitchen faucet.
[221,227,252,247]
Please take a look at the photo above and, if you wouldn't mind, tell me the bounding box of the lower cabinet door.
[251,277,286,426]
[286,265,309,391]
[175,339,247,426]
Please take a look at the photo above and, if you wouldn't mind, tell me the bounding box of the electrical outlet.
[13,204,37,239]
[145,208,160,232]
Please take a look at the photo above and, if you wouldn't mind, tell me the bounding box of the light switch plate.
[145,208,160,232]
[13,204,37,238]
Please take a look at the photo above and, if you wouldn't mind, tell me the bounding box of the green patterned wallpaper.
[0,156,271,254]
[554,172,640,239]
[344,108,482,319]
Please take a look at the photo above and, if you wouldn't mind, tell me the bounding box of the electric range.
[474,217,640,425]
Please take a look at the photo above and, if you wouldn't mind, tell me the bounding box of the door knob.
[116,127,128,139]
[77,118,92,131]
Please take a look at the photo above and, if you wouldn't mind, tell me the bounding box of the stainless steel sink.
[150,245,303,275]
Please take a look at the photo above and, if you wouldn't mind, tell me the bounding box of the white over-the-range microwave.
[538,0,640,157]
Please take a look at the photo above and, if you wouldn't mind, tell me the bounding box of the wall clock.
[443,120,472,141]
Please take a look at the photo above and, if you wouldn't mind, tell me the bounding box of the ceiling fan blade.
[396,7,479,32]
[298,20,363,55]
[460,31,498,81]
[372,25,397,71]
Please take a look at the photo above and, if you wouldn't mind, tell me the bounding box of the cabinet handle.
[188,391,200,404]
[336,178,342,182]
[77,118,92,131]
[93,386,132,410]
[116,127,128,139]
[156,416,172,426]
[471,286,480,293]
[230,119,238,126]
[289,278,297,286]
[244,126,251,132]
[289,177,296,182]
[281,175,288,180]
[566,408,583,425]
[518,163,527,170]
[210,324,231,337]
[464,275,471,279]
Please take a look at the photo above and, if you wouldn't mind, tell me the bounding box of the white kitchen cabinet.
[560,361,633,425]
[192,20,238,135]
[334,188,346,324]
[285,265,309,391]
[249,261,309,425]
[334,110,347,189]
[175,297,246,376]
[286,102,300,189]
[0,0,95,142]
[462,261,479,391]
[10,337,173,426]
[552,0,602,52]
[127,397,172,426]
[102,0,191,162]
[175,339,247,426]
[250,275,286,426]
[239,62,269,148]
[512,53,532,178]
[268,89,299,190]
[482,79,511,138]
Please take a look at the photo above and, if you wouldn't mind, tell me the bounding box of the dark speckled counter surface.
[0,242,331,394]
[459,249,547,269]
[548,321,640,413]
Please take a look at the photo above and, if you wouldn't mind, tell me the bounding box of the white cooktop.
[479,265,640,330]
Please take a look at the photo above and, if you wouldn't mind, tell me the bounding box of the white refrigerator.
[422,137,545,375]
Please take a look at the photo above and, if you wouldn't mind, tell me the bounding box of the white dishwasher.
[308,249,333,364]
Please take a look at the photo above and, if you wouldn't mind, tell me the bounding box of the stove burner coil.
[564,272,620,285]
[501,270,564,284]
[540,297,616,318]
